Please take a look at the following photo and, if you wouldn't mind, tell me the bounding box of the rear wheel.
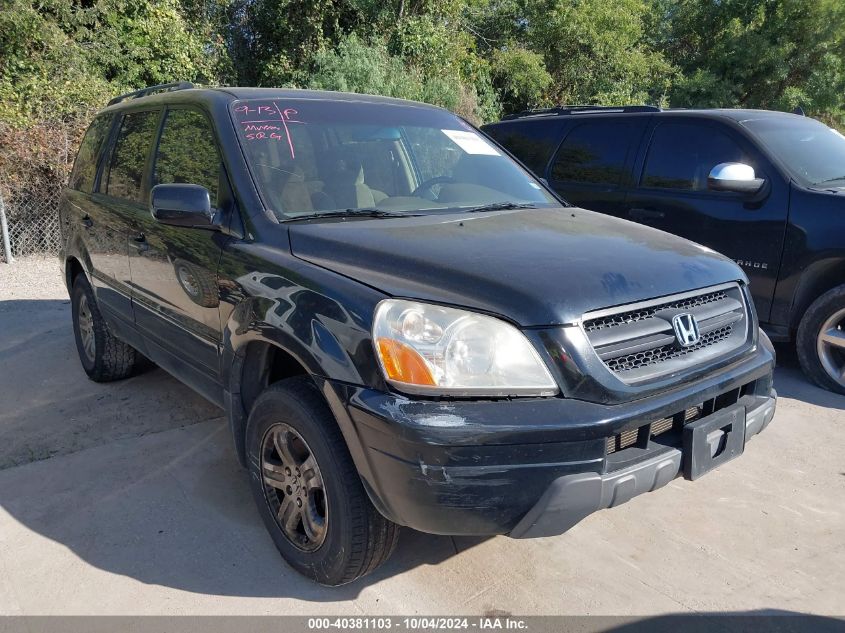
[71,274,138,382]
[797,285,845,395]
[245,376,399,585]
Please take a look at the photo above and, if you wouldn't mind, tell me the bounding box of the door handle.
[81,215,94,229]
[131,233,150,253]
[628,207,665,221]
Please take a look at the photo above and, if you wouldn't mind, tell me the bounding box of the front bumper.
[322,337,776,537]
[510,394,775,537]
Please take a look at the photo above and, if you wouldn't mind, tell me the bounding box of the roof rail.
[502,105,661,121]
[107,82,195,106]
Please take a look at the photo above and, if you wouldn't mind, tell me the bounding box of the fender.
[786,255,845,331]
[62,232,94,291]
[221,294,385,499]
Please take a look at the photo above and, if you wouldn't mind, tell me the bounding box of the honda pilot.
[59,84,776,586]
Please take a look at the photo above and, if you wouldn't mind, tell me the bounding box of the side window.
[106,111,160,202]
[641,122,749,191]
[69,115,113,193]
[550,121,637,186]
[153,109,222,206]
[486,121,563,175]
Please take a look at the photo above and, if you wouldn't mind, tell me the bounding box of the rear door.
[127,106,228,387]
[624,118,789,321]
[88,109,161,328]
[547,117,649,217]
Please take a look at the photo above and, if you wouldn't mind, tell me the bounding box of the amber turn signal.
[376,337,436,386]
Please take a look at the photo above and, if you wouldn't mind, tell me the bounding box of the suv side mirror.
[707,162,765,195]
[150,184,215,228]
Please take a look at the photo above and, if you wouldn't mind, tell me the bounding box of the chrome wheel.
[261,423,327,552]
[77,294,95,363]
[816,307,845,388]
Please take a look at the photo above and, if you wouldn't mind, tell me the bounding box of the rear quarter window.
[484,121,562,175]
[69,115,113,193]
[550,121,638,186]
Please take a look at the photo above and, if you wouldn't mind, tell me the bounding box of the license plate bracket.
[682,404,746,480]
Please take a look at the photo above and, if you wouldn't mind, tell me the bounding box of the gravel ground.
[0,255,66,300]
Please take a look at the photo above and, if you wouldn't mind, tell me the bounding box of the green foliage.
[519,0,676,106]
[306,34,496,122]
[227,0,362,86]
[490,47,552,113]
[0,0,110,124]
[0,0,219,125]
[660,0,845,125]
[3,0,845,131]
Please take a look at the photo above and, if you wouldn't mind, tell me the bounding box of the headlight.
[373,299,558,396]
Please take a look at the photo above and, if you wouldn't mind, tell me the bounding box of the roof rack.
[107,82,195,106]
[502,105,661,121]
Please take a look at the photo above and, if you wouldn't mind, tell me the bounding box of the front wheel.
[245,377,399,585]
[797,285,845,395]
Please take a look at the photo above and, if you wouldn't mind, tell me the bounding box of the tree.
[521,0,675,106]
[490,47,552,113]
[658,0,845,125]
[0,0,220,125]
[306,34,494,123]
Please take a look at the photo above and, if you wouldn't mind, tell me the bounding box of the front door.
[127,107,228,387]
[624,119,788,321]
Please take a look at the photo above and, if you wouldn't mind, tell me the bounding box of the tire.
[796,285,845,395]
[245,376,399,585]
[173,259,219,308]
[71,273,138,382]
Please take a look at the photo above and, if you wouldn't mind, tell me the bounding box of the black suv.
[484,106,845,394]
[60,84,776,585]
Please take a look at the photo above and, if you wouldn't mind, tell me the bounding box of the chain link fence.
[0,119,84,264]
[0,181,64,262]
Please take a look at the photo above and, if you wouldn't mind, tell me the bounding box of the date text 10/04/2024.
[307,618,528,630]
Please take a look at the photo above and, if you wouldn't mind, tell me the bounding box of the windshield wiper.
[284,208,416,222]
[460,202,537,213]
[813,175,845,186]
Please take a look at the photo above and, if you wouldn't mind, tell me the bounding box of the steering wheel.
[411,176,456,200]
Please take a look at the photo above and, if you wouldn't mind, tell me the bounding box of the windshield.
[742,116,845,186]
[230,98,557,219]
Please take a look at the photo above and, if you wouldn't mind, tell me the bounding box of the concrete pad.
[0,364,841,615]
[0,258,842,615]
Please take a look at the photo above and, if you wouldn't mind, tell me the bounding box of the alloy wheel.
[260,423,328,551]
[77,293,96,363]
[816,307,845,389]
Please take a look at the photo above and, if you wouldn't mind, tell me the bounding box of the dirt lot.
[0,256,842,617]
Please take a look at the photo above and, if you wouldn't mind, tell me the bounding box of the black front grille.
[584,290,727,332]
[604,325,733,373]
[582,284,748,383]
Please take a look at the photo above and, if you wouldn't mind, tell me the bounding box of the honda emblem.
[672,313,700,347]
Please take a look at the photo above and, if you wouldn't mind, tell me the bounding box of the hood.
[289,207,746,326]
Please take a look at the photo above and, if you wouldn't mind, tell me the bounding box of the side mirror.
[707,162,765,195]
[150,184,215,228]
